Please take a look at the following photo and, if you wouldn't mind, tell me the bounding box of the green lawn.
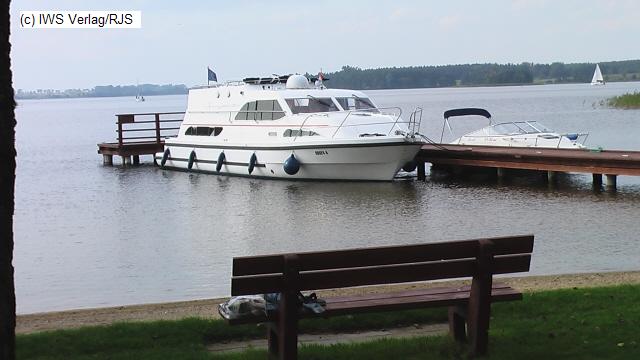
[17,284,640,359]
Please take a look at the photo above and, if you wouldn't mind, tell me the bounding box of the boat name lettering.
[315,150,329,156]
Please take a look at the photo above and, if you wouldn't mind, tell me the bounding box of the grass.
[17,284,640,359]
[608,92,640,109]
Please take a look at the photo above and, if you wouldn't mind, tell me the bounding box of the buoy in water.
[283,154,300,175]
[161,148,170,167]
[188,150,197,169]
[402,160,417,172]
[216,152,226,172]
[248,153,257,174]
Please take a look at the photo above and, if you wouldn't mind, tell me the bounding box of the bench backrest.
[231,234,533,296]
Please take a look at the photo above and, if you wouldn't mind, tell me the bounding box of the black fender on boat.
[283,154,300,175]
[402,160,418,172]
[161,148,170,167]
[248,153,257,174]
[216,152,226,172]
[188,150,197,170]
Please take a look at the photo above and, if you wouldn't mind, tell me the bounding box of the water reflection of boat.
[155,74,424,180]
[441,108,588,149]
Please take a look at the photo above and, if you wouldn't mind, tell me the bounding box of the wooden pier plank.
[418,144,640,176]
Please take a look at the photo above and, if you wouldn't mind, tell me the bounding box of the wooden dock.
[97,112,183,165]
[416,144,640,190]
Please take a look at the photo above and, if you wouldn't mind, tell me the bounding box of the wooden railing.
[115,111,184,146]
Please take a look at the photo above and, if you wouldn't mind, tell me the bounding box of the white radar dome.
[286,74,310,89]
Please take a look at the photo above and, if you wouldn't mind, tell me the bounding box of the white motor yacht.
[441,108,587,149]
[155,74,424,180]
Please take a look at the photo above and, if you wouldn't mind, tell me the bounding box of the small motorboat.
[441,108,588,149]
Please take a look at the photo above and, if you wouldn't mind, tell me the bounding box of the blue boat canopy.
[443,108,491,119]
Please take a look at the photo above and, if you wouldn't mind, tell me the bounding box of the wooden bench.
[222,234,534,359]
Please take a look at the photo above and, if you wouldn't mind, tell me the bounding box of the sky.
[10,0,640,90]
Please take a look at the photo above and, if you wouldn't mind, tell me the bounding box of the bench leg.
[267,291,299,360]
[467,240,494,356]
[448,305,467,342]
[267,323,280,359]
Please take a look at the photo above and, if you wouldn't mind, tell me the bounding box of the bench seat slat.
[233,235,534,276]
[326,288,521,314]
[225,285,521,325]
[231,255,531,296]
[326,283,513,304]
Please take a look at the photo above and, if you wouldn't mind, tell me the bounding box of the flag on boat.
[208,67,217,82]
[318,70,324,82]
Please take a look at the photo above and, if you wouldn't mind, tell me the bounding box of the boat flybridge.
[441,108,588,149]
[156,74,425,180]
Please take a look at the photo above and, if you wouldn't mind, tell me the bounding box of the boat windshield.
[285,98,339,114]
[491,121,554,135]
[336,97,377,111]
[527,121,552,133]
[513,122,539,134]
[491,123,525,135]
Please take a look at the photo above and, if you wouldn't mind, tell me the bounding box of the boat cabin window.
[336,97,377,111]
[235,100,285,120]
[285,98,339,114]
[184,126,223,136]
[283,129,319,137]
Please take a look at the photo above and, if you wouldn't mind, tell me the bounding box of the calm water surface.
[14,83,640,314]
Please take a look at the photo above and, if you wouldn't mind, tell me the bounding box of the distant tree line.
[326,60,640,90]
[16,59,640,99]
[16,83,188,99]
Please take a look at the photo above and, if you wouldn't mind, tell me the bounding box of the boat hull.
[155,141,422,181]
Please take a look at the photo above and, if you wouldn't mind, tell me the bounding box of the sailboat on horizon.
[135,80,145,102]
[591,64,605,85]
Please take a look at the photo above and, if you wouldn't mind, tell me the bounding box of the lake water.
[14,82,640,314]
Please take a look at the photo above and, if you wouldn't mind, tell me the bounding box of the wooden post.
[117,120,123,148]
[417,161,426,181]
[467,239,494,356]
[592,173,603,189]
[122,156,131,165]
[605,174,617,191]
[547,170,557,183]
[154,113,161,144]
[103,154,113,166]
[496,167,505,178]
[267,254,300,360]
[132,155,140,165]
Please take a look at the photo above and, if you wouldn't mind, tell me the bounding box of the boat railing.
[187,107,416,141]
[407,107,423,136]
[328,107,403,139]
[114,111,184,147]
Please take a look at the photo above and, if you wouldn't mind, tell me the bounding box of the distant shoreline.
[16,270,640,334]
[15,83,188,100]
[15,93,188,101]
[15,79,640,101]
